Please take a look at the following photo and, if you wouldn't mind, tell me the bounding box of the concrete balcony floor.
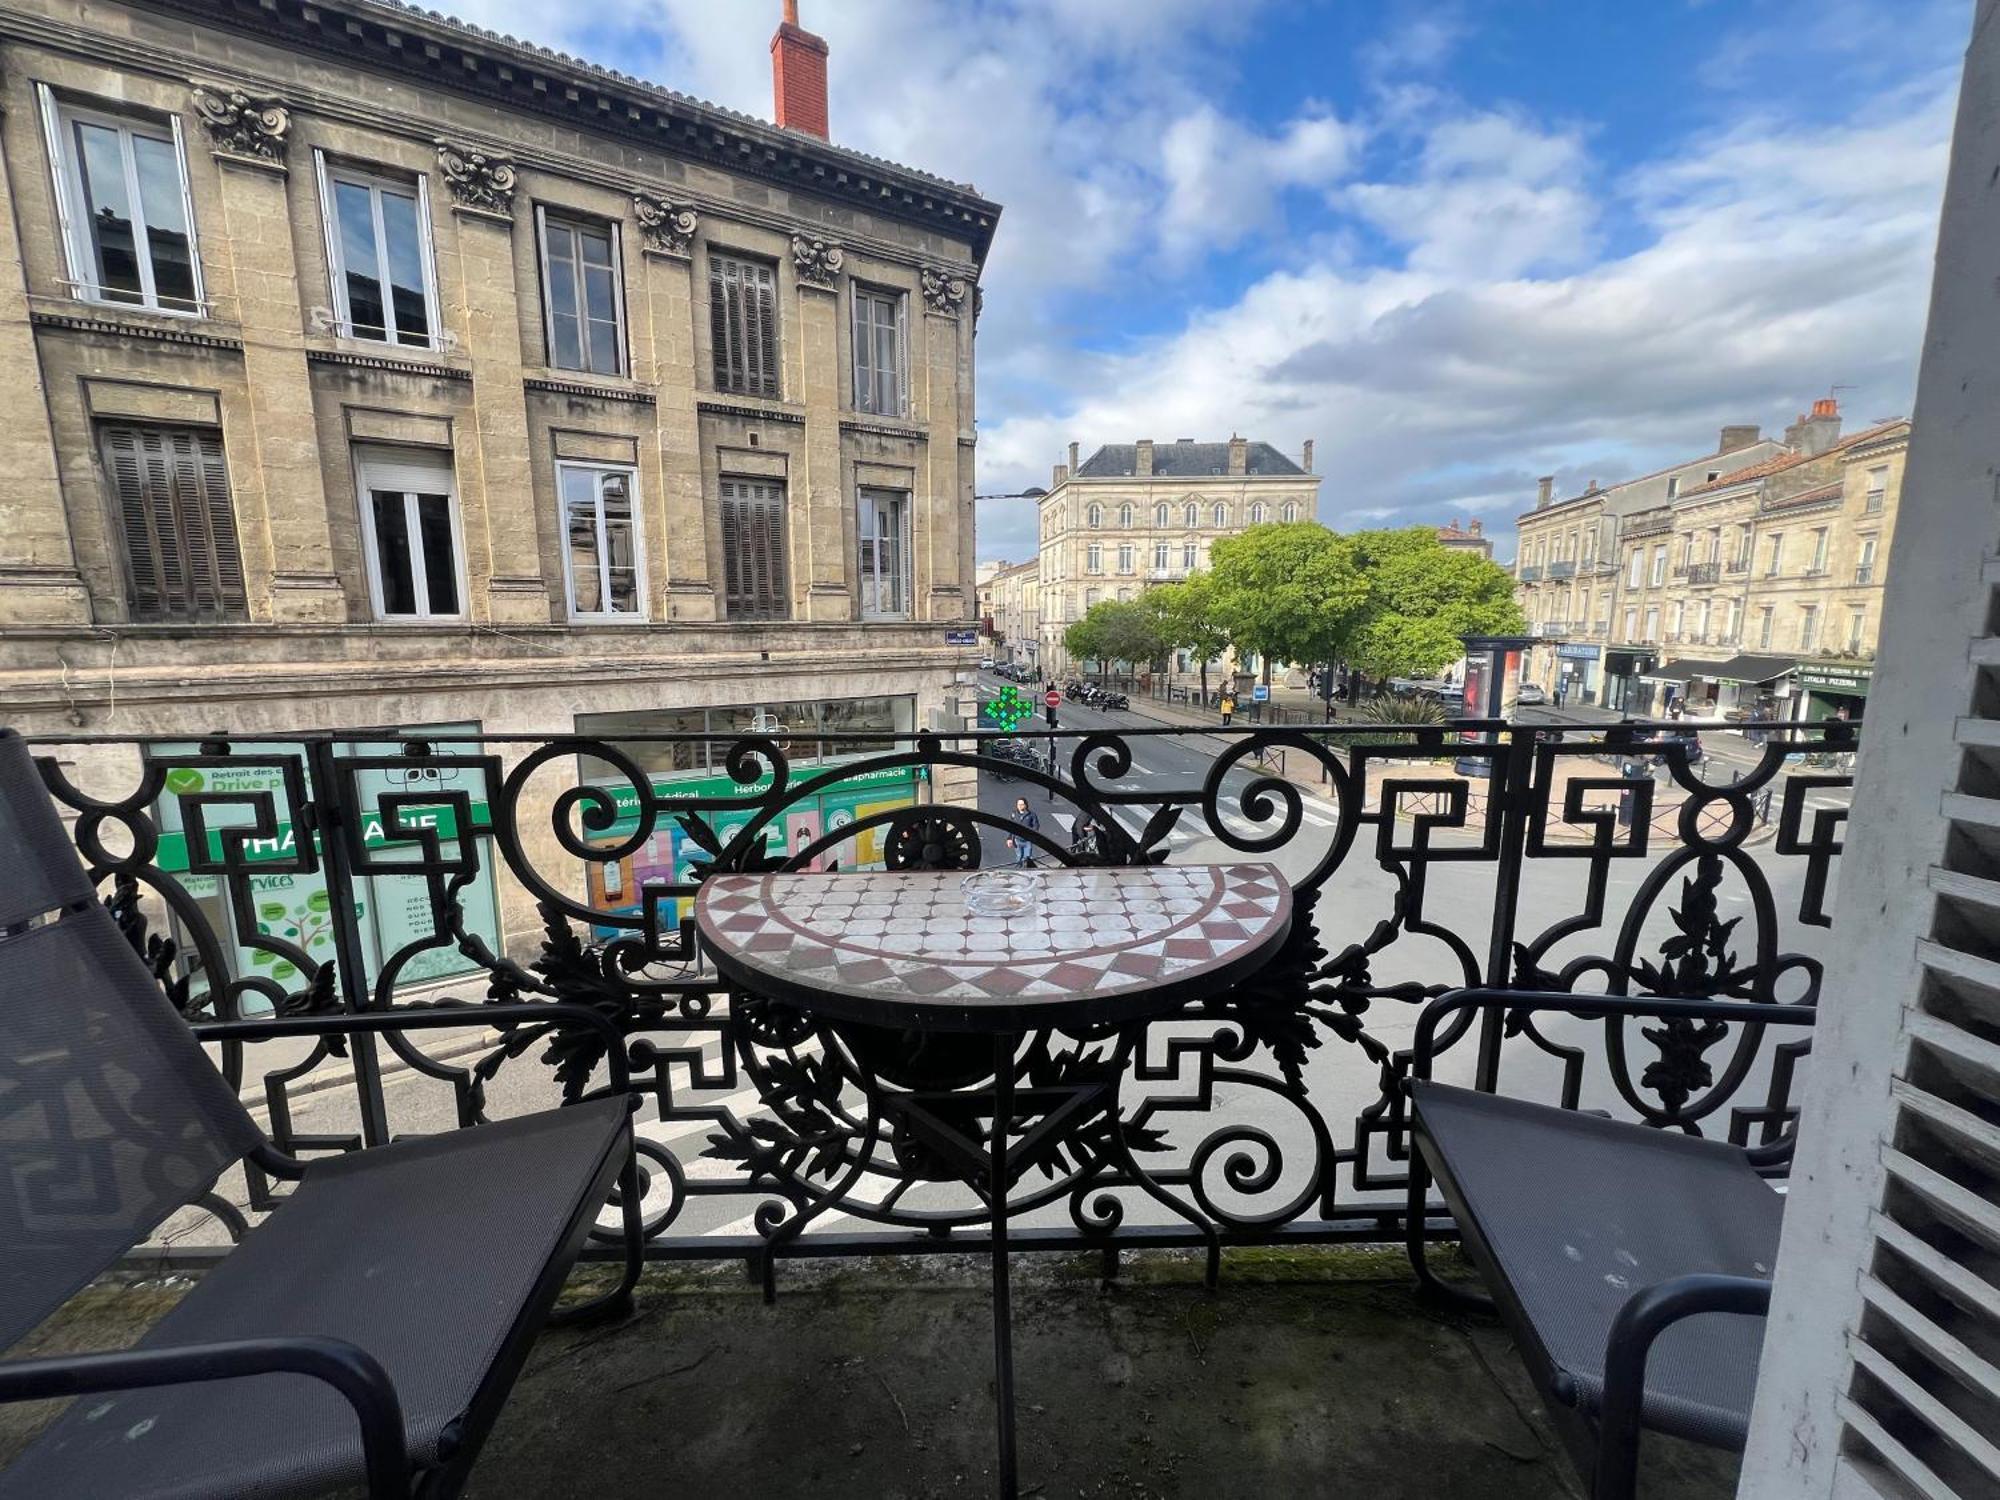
[0,1247,1737,1498]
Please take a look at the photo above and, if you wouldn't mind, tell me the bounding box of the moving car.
[1515,683,1547,706]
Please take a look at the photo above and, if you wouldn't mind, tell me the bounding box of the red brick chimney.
[771,1,829,139]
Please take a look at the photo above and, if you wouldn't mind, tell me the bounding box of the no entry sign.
[1044,689,1062,708]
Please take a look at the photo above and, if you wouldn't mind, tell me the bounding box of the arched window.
[1249,502,1267,524]
[1282,502,1299,522]
[1184,502,1199,527]
[1087,503,1102,529]
[1119,503,1133,528]
[1154,503,1170,528]
[1212,502,1228,527]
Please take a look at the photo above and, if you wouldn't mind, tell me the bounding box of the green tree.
[1145,573,1233,702]
[1342,527,1527,682]
[1208,522,1368,691]
[1064,599,1163,677]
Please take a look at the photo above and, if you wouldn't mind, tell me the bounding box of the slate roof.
[1075,442,1307,478]
[1678,420,1909,498]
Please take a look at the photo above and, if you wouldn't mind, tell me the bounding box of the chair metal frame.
[1403,987,1814,1500]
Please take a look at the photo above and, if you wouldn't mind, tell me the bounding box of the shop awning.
[1698,654,1801,685]
[1638,660,1704,683]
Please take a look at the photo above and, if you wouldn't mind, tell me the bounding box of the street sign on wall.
[945,628,977,646]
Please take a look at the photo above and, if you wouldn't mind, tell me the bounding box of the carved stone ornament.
[922,266,970,317]
[633,192,698,257]
[789,233,844,289]
[189,81,290,163]
[434,139,518,217]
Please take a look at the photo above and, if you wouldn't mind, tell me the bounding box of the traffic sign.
[1044,688,1062,708]
[1251,683,1270,703]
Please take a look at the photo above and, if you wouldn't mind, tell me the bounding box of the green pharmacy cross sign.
[984,684,1034,732]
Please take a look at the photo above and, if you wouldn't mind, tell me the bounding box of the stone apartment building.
[0,0,998,963]
[1031,437,1320,674]
[1513,399,1905,719]
[980,557,1039,669]
[1434,518,1492,560]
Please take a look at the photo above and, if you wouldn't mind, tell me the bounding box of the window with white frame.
[1119,503,1133,528]
[1864,465,1887,512]
[1282,502,1299,522]
[1182,541,1198,571]
[1848,607,1866,651]
[1765,532,1784,576]
[1856,536,1878,583]
[1758,607,1775,649]
[1649,545,1667,587]
[1643,606,1659,641]
[1117,543,1134,573]
[1249,502,1267,523]
[557,462,642,619]
[857,488,910,619]
[317,156,438,346]
[1088,503,1102,529]
[1666,476,1680,499]
[1799,605,1819,651]
[1086,543,1102,574]
[851,284,906,416]
[1154,503,1170,528]
[1622,607,1637,642]
[39,89,202,314]
[1085,587,1099,609]
[1153,541,1170,571]
[536,209,624,375]
[1183,502,1199,527]
[1212,502,1228,527]
[1809,527,1829,575]
[355,445,461,620]
[1627,549,1644,587]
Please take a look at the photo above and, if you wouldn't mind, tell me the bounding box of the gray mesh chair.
[1403,988,1815,1500]
[0,729,644,1497]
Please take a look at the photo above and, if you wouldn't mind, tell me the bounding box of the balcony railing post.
[1476,725,1538,1089]
[303,735,392,1149]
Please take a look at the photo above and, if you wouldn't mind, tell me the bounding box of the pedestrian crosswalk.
[1052,794,1340,859]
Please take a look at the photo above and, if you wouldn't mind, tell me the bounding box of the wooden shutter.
[719,478,788,621]
[710,255,738,392]
[749,261,777,398]
[97,422,247,622]
[710,255,778,398]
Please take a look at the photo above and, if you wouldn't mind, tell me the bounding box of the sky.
[447,0,1966,566]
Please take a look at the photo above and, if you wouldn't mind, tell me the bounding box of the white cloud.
[1159,106,1359,260]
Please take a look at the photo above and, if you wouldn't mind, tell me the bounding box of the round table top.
[694,862,1293,1031]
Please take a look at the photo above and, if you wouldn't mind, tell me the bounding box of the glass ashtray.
[962,869,1040,916]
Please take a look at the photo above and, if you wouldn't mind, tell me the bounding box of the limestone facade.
[0,0,998,744]
[981,557,1040,669]
[1031,438,1320,674]
[1511,405,1907,712]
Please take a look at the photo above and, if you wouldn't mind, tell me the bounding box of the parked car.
[980,657,995,670]
[1515,683,1547,707]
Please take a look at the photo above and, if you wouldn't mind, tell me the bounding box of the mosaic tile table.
[693,863,1293,1031]
[695,863,1294,1500]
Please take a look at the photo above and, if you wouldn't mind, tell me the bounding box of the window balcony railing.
[1727,556,1751,574]
[1516,564,1543,582]
[1545,560,1576,579]
[1685,562,1721,585]
[1856,566,1876,584]
[24,723,1855,1278]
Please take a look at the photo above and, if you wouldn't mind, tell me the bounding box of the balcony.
[6,723,1860,1498]
[1516,564,1543,582]
[1545,559,1576,579]
[1685,561,1721,585]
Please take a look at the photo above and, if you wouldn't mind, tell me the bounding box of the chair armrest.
[0,1336,410,1498]
[1411,987,1816,1082]
[1591,1274,1771,1500]
[194,1001,631,1093]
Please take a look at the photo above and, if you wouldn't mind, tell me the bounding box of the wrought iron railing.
[27,720,1856,1269]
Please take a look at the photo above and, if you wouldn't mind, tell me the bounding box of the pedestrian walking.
[1006,796,1040,867]
[1220,692,1236,727]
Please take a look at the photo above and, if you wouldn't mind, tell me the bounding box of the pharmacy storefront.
[151,726,504,1005]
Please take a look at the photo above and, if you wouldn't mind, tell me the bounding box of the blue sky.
[455,0,1966,564]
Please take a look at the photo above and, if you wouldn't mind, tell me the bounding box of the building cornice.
[306,348,472,382]
[30,307,244,352]
[524,375,656,406]
[89,0,999,266]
